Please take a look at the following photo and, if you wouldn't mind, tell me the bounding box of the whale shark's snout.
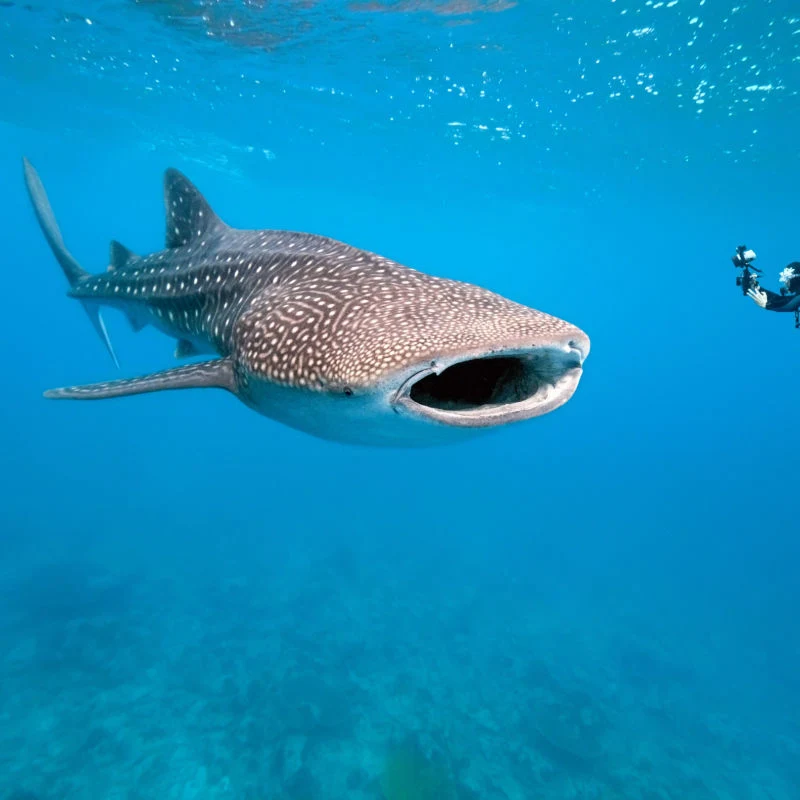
[301,277,590,435]
[239,283,591,445]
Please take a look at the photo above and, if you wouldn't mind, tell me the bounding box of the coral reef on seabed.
[0,551,797,799]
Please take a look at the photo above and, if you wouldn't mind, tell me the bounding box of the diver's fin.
[108,240,140,271]
[174,339,201,359]
[23,157,119,368]
[44,358,236,400]
[163,168,227,249]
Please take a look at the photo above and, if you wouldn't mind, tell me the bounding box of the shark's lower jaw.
[393,345,585,428]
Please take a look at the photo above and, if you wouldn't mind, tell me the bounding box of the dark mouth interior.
[409,356,540,411]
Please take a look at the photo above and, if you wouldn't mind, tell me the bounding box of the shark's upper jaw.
[391,338,588,428]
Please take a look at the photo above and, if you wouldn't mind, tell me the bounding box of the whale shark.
[24,158,590,446]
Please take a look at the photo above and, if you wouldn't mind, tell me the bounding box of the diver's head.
[779,263,800,294]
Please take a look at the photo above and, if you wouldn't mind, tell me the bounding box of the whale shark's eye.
[343,387,353,397]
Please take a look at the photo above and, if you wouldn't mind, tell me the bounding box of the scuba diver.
[732,245,800,327]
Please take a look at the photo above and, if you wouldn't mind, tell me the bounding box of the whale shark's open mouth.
[394,345,585,427]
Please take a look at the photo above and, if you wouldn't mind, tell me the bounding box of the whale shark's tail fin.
[22,157,119,368]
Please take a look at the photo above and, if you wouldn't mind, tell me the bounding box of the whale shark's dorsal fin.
[163,168,226,249]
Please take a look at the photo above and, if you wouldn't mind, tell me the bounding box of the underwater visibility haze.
[1,1,799,798]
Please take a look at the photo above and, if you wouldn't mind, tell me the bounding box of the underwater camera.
[732,244,761,294]
[732,245,757,268]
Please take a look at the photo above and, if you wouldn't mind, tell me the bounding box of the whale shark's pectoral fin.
[44,358,236,400]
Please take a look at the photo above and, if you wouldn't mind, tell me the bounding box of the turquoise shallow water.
[1,2,799,798]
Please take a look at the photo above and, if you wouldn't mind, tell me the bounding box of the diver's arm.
[747,286,800,311]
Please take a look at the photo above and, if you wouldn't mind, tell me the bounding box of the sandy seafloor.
[1,532,798,800]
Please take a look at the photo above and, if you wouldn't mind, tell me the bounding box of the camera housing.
[732,245,757,268]
[732,244,761,295]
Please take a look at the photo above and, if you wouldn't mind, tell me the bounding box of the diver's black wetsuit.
[754,261,800,312]
[757,287,800,312]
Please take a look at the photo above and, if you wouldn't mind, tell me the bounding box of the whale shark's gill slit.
[409,356,540,411]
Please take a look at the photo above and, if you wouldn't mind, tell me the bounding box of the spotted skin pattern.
[73,169,579,391]
[26,159,589,443]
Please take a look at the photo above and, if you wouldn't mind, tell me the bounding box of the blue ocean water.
[1,1,799,797]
